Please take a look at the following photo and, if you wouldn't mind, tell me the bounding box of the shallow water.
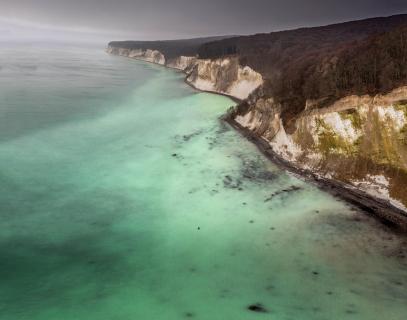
[0,43,406,320]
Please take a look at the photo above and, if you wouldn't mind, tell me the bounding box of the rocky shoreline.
[107,49,407,232]
[223,112,407,232]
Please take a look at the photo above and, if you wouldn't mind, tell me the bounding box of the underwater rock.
[265,185,302,202]
[247,303,268,313]
[223,175,243,189]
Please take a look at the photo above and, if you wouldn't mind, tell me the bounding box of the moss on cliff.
[339,109,363,129]
[400,125,407,145]
[394,103,407,126]
[315,118,358,156]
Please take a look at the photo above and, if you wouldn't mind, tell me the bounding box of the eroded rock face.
[167,56,197,72]
[107,44,407,212]
[186,58,263,100]
[107,46,263,100]
[106,46,166,65]
[234,87,407,210]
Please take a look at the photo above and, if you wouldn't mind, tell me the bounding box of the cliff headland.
[107,14,407,230]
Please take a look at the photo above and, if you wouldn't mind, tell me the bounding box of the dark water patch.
[247,303,268,313]
[205,122,232,149]
[264,185,302,202]
[219,289,230,298]
[0,232,141,313]
[188,187,200,194]
[234,152,280,184]
[184,312,195,318]
[223,175,243,190]
[183,130,204,142]
[240,161,277,182]
[171,153,185,161]
[345,309,358,315]
[174,129,205,145]
[215,121,230,135]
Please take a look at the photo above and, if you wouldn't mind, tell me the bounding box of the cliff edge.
[107,14,407,228]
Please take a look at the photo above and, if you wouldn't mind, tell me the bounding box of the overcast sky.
[0,0,406,42]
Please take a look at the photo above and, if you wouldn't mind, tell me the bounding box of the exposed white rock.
[108,45,407,211]
[229,79,262,100]
[167,56,197,71]
[269,120,303,161]
[128,49,143,58]
[376,105,406,130]
[235,111,252,128]
[186,59,263,100]
[352,175,407,211]
[235,111,263,131]
[233,87,407,211]
[106,46,165,65]
[321,112,361,143]
[108,46,262,100]
[191,77,216,92]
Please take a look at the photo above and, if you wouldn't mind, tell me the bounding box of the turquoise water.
[0,43,406,320]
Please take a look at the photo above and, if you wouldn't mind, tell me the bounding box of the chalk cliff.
[107,45,263,100]
[107,14,407,225]
[231,86,407,211]
[106,46,166,65]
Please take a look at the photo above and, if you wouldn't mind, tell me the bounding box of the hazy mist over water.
[1,0,406,41]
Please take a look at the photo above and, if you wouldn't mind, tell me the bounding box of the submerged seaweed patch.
[247,303,268,313]
[264,185,302,202]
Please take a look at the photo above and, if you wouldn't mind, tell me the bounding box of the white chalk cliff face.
[235,87,407,211]
[185,58,263,100]
[107,45,263,100]
[107,44,407,213]
[167,56,197,72]
[106,46,166,65]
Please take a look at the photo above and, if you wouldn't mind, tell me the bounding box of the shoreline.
[108,51,407,232]
[223,114,407,232]
[106,50,244,104]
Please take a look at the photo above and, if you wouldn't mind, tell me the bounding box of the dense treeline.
[330,26,407,95]
[108,36,233,60]
[198,15,407,124]
[273,24,407,124]
[110,15,407,126]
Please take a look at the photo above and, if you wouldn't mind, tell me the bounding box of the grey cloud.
[0,0,406,40]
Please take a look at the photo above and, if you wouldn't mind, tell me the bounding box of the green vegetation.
[198,15,407,125]
[315,118,358,156]
[339,109,363,129]
[400,125,407,145]
[394,101,407,118]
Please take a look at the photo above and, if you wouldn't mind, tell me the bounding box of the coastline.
[223,114,407,232]
[113,52,244,104]
[108,51,407,232]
